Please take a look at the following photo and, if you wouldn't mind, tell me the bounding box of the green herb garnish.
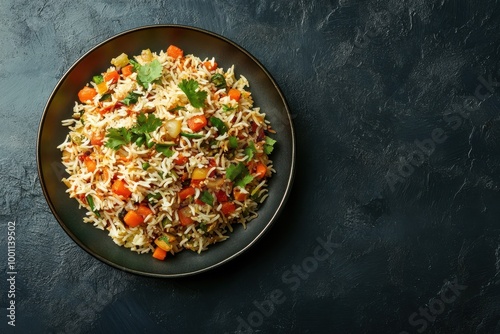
[178,79,207,108]
[200,190,214,206]
[133,112,162,134]
[133,59,163,88]
[235,174,254,188]
[209,116,227,135]
[105,112,162,150]
[122,92,141,106]
[228,136,238,149]
[222,104,235,112]
[105,127,132,150]
[156,144,174,157]
[226,162,247,181]
[245,141,256,161]
[264,136,276,155]
[226,162,254,188]
[130,112,162,148]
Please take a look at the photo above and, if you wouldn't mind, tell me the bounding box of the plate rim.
[36,24,296,277]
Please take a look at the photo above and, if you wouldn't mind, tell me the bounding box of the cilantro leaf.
[200,190,214,206]
[245,141,256,161]
[264,136,276,155]
[105,127,131,150]
[235,174,254,188]
[178,79,207,108]
[135,59,163,88]
[226,162,247,181]
[122,92,141,106]
[209,116,227,135]
[104,113,161,150]
[227,162,254,188]
[156,144,174,157]
[132,112,162,134]
[222,104,235,112]
[228,136,238,149]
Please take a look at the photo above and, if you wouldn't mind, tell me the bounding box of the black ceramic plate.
[37,25,295,277]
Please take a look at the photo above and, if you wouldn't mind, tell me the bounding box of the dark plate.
[37,25,295,277]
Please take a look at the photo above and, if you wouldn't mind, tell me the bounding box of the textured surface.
[1,0,500,333]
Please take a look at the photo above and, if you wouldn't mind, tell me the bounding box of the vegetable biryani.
[58,45,276,261]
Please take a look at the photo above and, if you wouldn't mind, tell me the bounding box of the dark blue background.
[1,0,500,333]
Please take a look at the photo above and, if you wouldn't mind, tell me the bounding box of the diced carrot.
[179,187,196,200]
[228,88,241,102]
[215,190,228,203]
[78,86,97,103]
[84,156,97,172]
[104,70,120,84]
[187,115,207,132]
[99,104,115,115]
[152,247,167,260]
[203,61,218,71]
[121,64,134,77]
[255,162,267,179]
[178,206,194,226]
[91,133,105,146]
[136,204,153,218]
[174,154,188,165]
[111,179,132,198]
[167,45,184,59]
[221,202,236,215]
[123,210,144,227]
[233,187,248,202]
